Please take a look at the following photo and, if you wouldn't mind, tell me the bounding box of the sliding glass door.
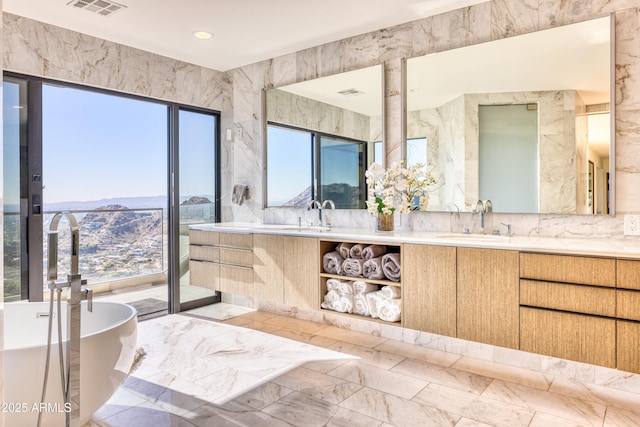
[173,108,220,310]
[3,73,220,314]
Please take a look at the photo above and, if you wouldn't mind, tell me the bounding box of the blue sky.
[42,84,168,203]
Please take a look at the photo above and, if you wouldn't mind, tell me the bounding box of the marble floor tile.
[325,406,383,427]
[327,361,428,399]
[482,379,606,426]
[263,315,328,334]
[603,405,640,427]
[340,387,460,426]
[262,391,339,427]
[327,340,406,370]
[92,307,640,427]
[452,355,553,391]
[231,381,294,410]
[271,366,362,405]
[549,376,640,411]
[185,302,255,320]
[314,325,388,348]
[529,411,597,427]
[412,383,534,426]
[374,339,461,367]
[96,400,196,427]
[391,357,494,395]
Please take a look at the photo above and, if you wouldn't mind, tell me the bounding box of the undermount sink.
[435,233,511,242]
[256,224,330,231]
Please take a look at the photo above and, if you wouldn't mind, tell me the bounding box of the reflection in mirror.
[265,65,382,209]
[407,16,611,215]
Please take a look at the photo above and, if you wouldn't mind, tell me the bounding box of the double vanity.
[188,222,640,375]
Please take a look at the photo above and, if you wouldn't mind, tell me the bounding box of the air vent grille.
[67,0,126,16]
[337,88,365,96]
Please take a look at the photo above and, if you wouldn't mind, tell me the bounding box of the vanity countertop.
[190,222,640,259]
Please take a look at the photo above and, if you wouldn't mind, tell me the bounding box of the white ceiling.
[3,0,486,71]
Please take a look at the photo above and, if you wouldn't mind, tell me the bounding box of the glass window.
[407,137,427,167]
[267,123,366,208]
[319,135,364,209]
[267,125,313,207]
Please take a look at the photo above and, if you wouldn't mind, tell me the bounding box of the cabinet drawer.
[520,253,615,287]
[219,264,255,294]
[190,245,219,263]
[520,307,615,368]
[220,232,253,249]
[190,230,220,246]
[520,279,615,317]
[617,290,640,321]
[618,320,640,374]
[189,260,220,291]
[617,259,640,290]
[219,248,253,267]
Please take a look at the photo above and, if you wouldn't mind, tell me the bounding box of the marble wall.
[234,0,640,239]
[5,2,638,238]
[0,2,4,424]
[265,88,371,142]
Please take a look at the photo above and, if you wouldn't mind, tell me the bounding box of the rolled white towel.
[321,289,341,309]
[365,291,385,319]
[336,242,354,259]
[363,257,385,280]
[361,245,387,261]
[353,281,379,294]
[332,294,354,313]
[323,251,344,275]
[326,278,353,295]
[378,298,402,322]
[379,285,401,299]
[342,258,364,277]
[352,293,371,316]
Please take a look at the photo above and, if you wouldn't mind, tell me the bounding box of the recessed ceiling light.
[193,31,213,40]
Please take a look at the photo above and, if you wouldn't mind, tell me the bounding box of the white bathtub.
[3,301,137,426]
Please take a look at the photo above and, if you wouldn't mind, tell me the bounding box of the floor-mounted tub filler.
[4,300,137,426]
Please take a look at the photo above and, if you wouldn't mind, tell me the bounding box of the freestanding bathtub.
[3,301,137,426]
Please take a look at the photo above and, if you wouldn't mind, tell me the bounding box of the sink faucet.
[321,199,335,229]
[472,199,493,234]
[305,199,322,226]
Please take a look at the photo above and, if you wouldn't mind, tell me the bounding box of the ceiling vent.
[67,0,127,16]
[337,88,365,96]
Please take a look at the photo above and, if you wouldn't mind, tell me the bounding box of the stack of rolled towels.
[322,242,401,282]
[321,278,402,323]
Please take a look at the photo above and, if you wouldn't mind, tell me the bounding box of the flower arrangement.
[365,161,436,216]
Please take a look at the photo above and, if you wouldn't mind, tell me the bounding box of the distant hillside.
[284,184,363,208]
[44,195,214,212]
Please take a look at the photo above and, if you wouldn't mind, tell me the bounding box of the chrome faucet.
[305,199,322,226]
[472,199,493,234]
[46,212,92,427]
[47,212,92,311]
[321,199,335,229]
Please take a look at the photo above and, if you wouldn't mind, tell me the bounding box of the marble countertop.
[190,222,640,259]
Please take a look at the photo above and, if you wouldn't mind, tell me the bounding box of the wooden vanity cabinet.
[283,236,319,310]
[616,259,640,373]
[189,230,254,296]
[457,248,519,349]
[252,234,284,303]
[403,244,456,337]
[519,253,617,368]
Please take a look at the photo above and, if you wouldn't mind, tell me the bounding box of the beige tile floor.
[90,305,640,426]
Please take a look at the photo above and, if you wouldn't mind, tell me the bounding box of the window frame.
[265,121,367,209]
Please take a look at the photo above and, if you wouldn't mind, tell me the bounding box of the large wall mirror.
[264,65,382,209]
[407,16,612,215]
